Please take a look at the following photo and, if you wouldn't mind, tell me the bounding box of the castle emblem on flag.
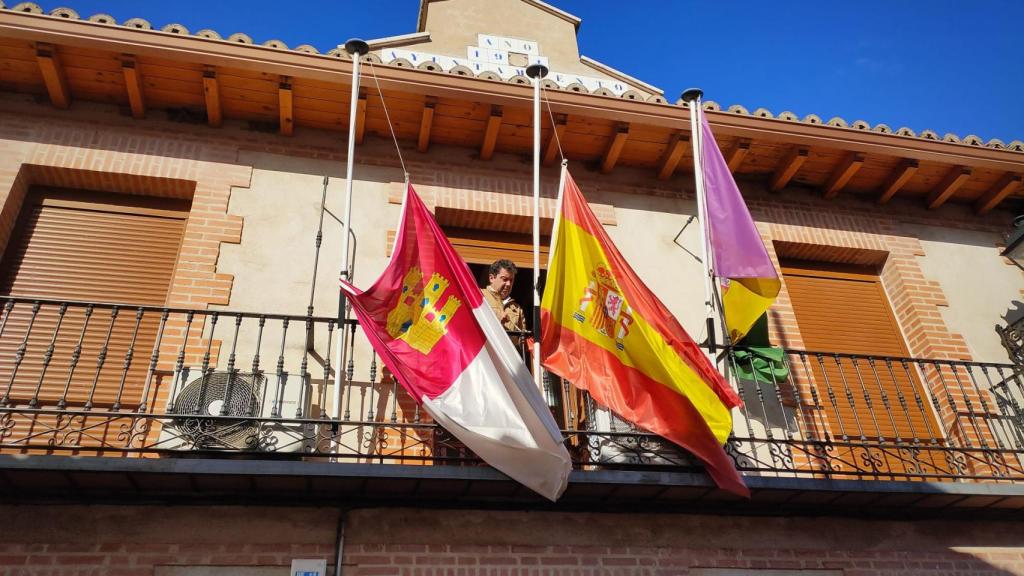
[386,266,462,354]
[572,266,633,350]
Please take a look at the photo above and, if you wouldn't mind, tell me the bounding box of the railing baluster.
[866,358,899,440]
[834,355,868,441]
[112,307,145,411]
[851,357,884,440]
[816,353,848,441]
[58,304,93,410]
[798,352,829,442]
[367,353,378,421]
[1,301,40,407]
[900,359,942,442]
[884,359,919,443]
[949,362,989,450]
[252,315,266,417]
[930,359,973,448]
[0,299,15,339]
[29,302,67,408]
[343,323,356,421]
[271,317,289,418]
[138,309,169,413]
[194,312,218,416]
[220,314,243,416]
[322,319,334,419]
[297,313,312,418]
[168,311,195,414]
[992,366,1024,449]
[84,306,118,411]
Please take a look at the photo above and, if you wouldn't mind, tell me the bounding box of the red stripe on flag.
[542,310,749,498]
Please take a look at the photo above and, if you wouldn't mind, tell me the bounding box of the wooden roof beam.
[822,152,866,199]
[927,166,972,209]
[202,66,221,127]
[727,139,752,172]
[479,104,503,160]
[876,159,919,205]
[35,42,69,109]
[120,55,145,119]
[278,77,293,136]
[769,147,810,192]
[417,96,437,153]
[975,173,1023,215]
[355,90,367,145]
[657,131,689,181]
[601,123,630,174]
[543,113,568,166]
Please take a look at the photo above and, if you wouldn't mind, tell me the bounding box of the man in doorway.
[482,259,526,343]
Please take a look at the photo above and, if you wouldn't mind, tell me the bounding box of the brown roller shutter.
[444,227,549,270]
[0,188,187,451]
[782,260,942,443]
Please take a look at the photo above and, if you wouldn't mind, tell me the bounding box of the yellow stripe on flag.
[542,218,733,443]
[722,277,782,343]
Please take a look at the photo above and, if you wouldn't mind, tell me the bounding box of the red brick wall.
[2,506,1023,575]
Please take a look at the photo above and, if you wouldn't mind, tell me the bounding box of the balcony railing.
[0,297,1022,485]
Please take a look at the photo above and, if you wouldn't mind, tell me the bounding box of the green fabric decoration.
[733,345,789,384]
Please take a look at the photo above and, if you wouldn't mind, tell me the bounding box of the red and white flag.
[339,184,571,501]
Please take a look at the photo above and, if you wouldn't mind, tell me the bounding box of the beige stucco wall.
[906,223,1021,364]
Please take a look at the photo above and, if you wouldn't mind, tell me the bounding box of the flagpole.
[526,62,549,391]
[333,38,369,424]
[681,88,718,357]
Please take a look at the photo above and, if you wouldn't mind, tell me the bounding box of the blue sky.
[49,0,1024,143]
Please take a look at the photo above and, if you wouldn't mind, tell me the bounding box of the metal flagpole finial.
[344,38,370,56]
[525,64,549,79]
[680,87,704,104]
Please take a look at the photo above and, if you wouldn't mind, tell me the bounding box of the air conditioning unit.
[160,368,314,454]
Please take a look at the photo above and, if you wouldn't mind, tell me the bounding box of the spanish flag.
[700,115,780,342]
[541,169,748,497]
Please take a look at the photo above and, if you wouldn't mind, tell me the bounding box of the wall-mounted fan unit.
[170,371,265,450]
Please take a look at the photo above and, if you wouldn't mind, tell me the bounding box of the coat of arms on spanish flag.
[340,184,571,501]
[541,170,748,497]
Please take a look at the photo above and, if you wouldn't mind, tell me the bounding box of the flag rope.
[366,58,409,180]
[541,83,566,164]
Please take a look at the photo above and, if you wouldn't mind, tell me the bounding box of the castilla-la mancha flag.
[541,171,748,497]
[339,184,571,501]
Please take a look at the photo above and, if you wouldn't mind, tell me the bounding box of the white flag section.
[422,306,572,501]
[338,184,570,501]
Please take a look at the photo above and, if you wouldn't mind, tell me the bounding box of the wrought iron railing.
[0,296,1022,484]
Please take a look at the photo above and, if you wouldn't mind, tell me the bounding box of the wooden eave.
[2,10,1023,213]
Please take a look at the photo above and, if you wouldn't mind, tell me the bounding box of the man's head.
[487,259,517,299]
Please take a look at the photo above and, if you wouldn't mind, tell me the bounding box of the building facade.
[2,1,1024,574]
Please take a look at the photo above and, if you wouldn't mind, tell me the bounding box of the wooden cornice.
[927,166,972,209]
[601,123,630,174]
[770,147,809,192]
[278,77,293,136]
[822,152,865,199]
[417,96,436,153]
[543,113,567,166]
[657,131,689,181]
[120,54,145,119]
[35,41,69,109]
[876,159,919,205]
[202,66,222,127]
[355,90,367,145]
[726,139,751,172]
[479,105,503,160]
[3,10,1022,175]
[975,173,1023,215]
